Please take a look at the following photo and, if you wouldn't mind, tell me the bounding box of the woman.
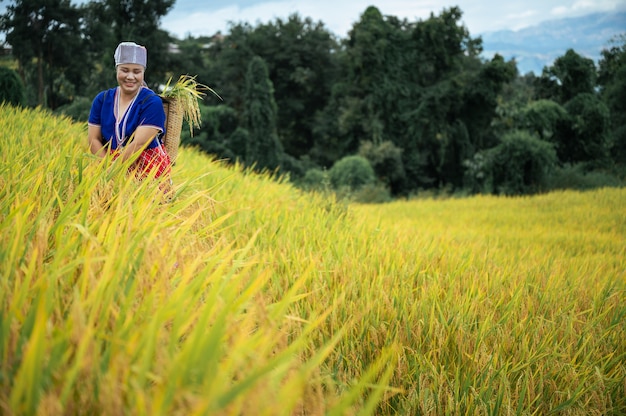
[88,41,171,181]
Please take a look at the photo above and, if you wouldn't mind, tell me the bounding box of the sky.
[160,0,626,39]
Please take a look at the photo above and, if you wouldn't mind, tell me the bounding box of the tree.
[195,15,339,159]
[79,0,118,96]
[0,67,25,106]
[519,99,569,142]
[358,140,405,192]
[460,54,518,150]
[311,6,417,170]
[598,34,626,166]
[299,168,328,192]
[486,130,557,195]
[249,14,340,157]
[536,49,597,104]
[329,155,376,190]
[411,6,482,85]
[167,35,218,92]
[400,7,485,190]
[343,6,414,145]
[560,93,611,166]
[0,0,85,107]
[80,0,175,95]
[197,24,256,117]
[314,6,485,193]
[185,104,241,162]
[243,56,284,170]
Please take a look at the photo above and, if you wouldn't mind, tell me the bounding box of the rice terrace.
[1,104,624,414]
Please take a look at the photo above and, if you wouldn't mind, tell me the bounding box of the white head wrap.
[114,42,147,68]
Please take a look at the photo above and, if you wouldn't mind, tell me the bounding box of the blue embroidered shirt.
[88,86,165,150]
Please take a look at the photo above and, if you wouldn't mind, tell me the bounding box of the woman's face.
[116,64,145,95]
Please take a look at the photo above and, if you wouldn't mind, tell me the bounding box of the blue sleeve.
[88,91,106,125]
[139,91,166,132]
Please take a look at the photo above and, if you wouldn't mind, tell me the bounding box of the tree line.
[1,0,625,199]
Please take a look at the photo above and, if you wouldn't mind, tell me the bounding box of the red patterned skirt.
[134,145,172,179]
[110,145,172,179]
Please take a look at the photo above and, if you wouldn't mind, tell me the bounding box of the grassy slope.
[1,104,624,415]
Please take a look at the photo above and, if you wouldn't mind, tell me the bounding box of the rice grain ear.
[160,75,221,134]
[160,75,220,164]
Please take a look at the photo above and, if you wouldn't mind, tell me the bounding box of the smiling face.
[116,64,145,96]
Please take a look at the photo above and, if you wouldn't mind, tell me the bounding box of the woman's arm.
[88,125,107,158]
[118,126,160,163]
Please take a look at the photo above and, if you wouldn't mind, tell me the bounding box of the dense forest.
[1,0,625,199]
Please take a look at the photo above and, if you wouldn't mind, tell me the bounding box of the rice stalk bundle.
[160,75,221,163]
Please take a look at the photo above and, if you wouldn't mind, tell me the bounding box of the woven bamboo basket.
[162,97,183,164]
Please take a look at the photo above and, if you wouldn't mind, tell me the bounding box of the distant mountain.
[479,11,626,75]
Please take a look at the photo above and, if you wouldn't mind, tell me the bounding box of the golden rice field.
[0,104,624,415]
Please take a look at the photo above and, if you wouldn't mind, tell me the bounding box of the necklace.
[113,87,141,148]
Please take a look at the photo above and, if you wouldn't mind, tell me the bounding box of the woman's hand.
[119,126,160,163]
[88,125,107,158]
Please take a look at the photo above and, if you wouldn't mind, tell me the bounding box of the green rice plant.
[1,102,624,415]
[160,74,221,134]
[0,103,394,415]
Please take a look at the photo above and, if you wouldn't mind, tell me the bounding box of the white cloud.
[161,0,626,39]
[572,0,601,12]
[551,6,570,16]
[506,10,539,20]
[551,0,625,17]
